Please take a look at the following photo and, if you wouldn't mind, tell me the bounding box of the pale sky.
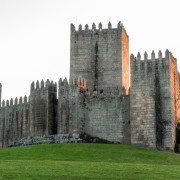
[0,0,180,100]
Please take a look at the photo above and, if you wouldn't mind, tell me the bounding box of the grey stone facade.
[130,51,175,150]
[0,22,179,151]
[70,22,129,94]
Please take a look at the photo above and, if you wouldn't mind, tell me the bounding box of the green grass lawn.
[0,143,180,180]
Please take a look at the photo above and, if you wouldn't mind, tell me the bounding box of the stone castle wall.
[0,97,29,148]
[0,79,57,148]
[130,50,179,150]
[85,89,130,143]
[57,77,87,134]
[29,80,57,137]
[57,81,130,143]
[0,22,179,151]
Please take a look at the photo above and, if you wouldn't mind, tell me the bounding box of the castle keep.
[0,22,180,151]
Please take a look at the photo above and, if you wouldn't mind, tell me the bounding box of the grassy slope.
[0,144,180,180]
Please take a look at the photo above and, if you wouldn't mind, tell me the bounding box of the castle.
[0,22,180,151]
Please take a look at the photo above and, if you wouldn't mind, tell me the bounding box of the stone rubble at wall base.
[12,133,82,147]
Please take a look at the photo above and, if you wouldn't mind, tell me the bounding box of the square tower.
[130,50,180,151]
[70,22,129,94]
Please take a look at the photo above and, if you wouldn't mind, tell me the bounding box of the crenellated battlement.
[130,50,172,76]
[76,77,86,91]
[30,79,57,93]
[59,77,86,92]
[130,49,172,62]
[1,95,29,108]
[131,49,177,62]
[58,78,68,86]
[71,21,128,37]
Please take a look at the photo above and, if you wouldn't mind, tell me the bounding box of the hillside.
[0,144,180,179]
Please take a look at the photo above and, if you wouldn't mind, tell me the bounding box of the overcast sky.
[0,0,180,100]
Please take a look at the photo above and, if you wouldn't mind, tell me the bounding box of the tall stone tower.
[130,50,180,150]
[29,80,57,137]
[70,22,129,94]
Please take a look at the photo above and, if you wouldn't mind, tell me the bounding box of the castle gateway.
[0,22,180,151]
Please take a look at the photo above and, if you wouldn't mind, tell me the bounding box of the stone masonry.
[130,51,180,150]
[70,22,129,94]
[0,21,179,151]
